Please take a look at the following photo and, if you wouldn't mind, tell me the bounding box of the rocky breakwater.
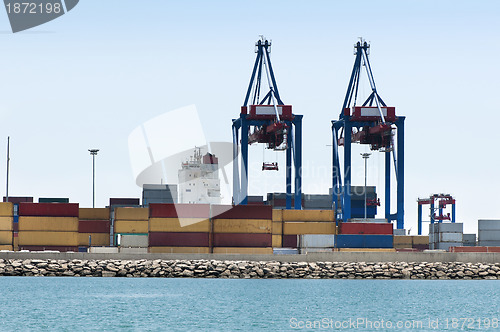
[0,259,499,279]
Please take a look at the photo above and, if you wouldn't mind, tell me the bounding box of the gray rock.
[101,271,116,277]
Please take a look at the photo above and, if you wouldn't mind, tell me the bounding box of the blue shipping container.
[13,215,19,223]
[335,234,393,248]
[350,207,377,218]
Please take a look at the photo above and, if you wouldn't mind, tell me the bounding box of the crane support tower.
[232,37,303,209]
[417,194,456,235]
[332,39,405,228]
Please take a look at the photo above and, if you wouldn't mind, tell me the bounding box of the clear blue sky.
[0,0,499,234]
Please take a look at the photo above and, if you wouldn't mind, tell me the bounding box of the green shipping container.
[38,198,70,203]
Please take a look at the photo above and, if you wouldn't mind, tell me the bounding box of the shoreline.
[1,258,499,279]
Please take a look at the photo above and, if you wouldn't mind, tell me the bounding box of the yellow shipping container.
[213,219,271,234]
[338,248,396,252]
[78,233,110,246]
[272,221,283,234]
[0,202,13,217]
[149,218,210,232]
[0,216,13,231]
[412,236,429,245]
[0,231,12,245]
[19,217,79,232]
[0,245,13,251]
[282,209,334,222]
[283,222,336,235]
[148,246,210,254]
[114,220,148,234]
[272,234,282,247]
[114,207,148,221]
[393,244,412,249]
[79,208,110,220]
[272,209,282,222]
[393,236,413,246]
[213,247,273,254]
[18,231,78,246]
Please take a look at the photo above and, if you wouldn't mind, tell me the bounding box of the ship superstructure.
[178,148,221,204]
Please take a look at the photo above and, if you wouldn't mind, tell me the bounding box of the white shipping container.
[119,247,148,254]
[478,230,500,242]
[273,248,299,255]
[89,247,119,254]
[429,233,435,244]
[348,218,388,223]
[300,247,333,254]
[119,234,149,248]
[393,229,406,236]
[435,223,463,233]
[463,234,476,242]
[439,233,463,242]
[478,220,500,231]
[478,240,500,247]
[300,235,335,248]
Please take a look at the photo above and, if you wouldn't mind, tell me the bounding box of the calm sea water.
[0,277,498,331]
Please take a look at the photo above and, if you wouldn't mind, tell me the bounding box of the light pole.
[89,149,99,208]
[361,152,371,220]
[5,137,10,202]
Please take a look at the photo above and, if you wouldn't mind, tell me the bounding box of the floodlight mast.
[89,149,99,208]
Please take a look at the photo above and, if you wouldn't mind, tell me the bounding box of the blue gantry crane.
[232,37,303,209]
[332,39,405,228]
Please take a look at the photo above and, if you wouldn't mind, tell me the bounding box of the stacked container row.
[478,220,500,247]
[18,203,79,251]
[114,207,149,249]
[273,209,336,252]
[78,208,111,248]
[393,235,429,251]
[429,222,463,250]
[148,203,210,253]
[336,221,393,248]
[0,203,13,250]
[211,205,273,254]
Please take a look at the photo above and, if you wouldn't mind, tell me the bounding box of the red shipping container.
[487,247,500,253]
[19,246,79,252]
[449,246,488,253]
[149,203,210,218]
[213,233,272,247]
[3,196,34,203]
[18,203,79,217]
[13,223,18,232]
[269,199,303,208]
[109,198,140,206]
[282,235,298,248]
[149,232,209,247]
[339,222,393,235]
[78,220,111,233]
[211,205,272,220]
